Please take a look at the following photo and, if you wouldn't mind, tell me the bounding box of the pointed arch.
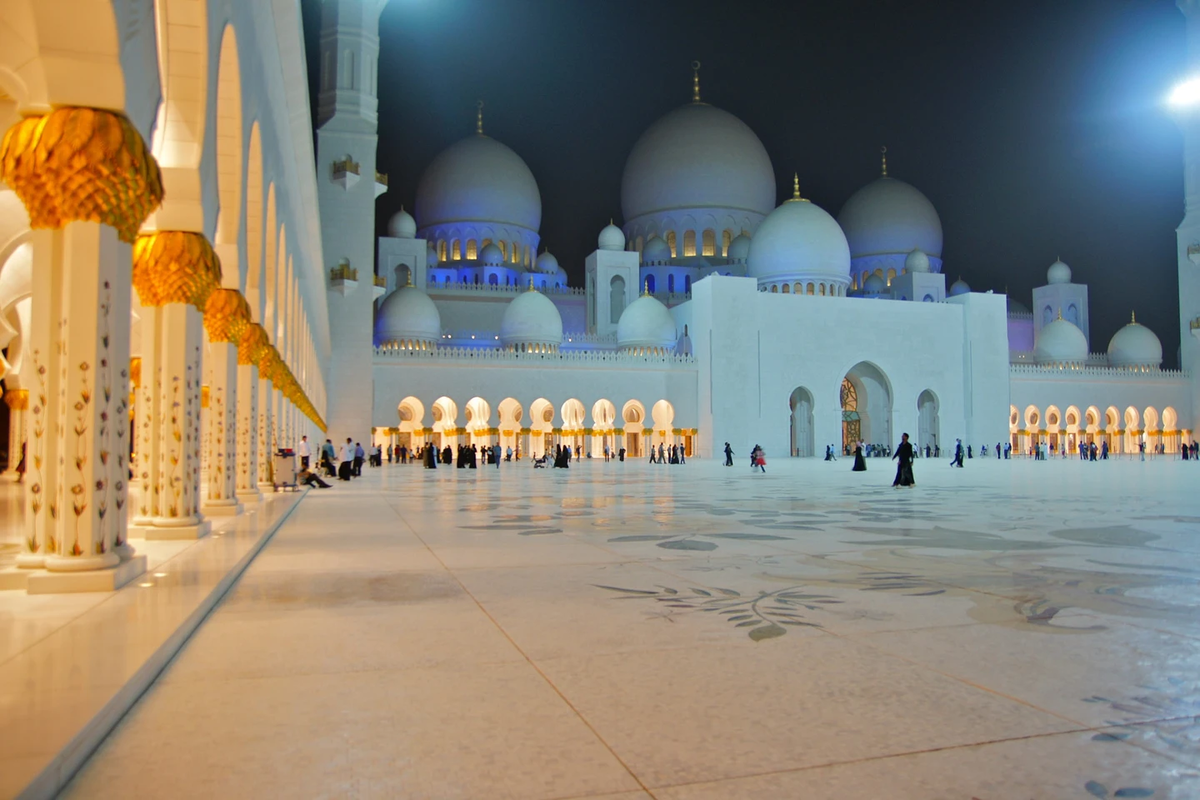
[244,122,262,294]
[214,24,242,251]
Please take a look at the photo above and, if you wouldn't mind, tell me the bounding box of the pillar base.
[129,520,212,541]
[202,500,243,516]
[236,489,262,504]
[27,555,147,594]
[0,567,30,591]
[257,482,275,495]
[114,541,137,561]
[16,552,46,569]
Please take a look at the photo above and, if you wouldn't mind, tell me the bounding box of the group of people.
[648,443,685,464]
[839,443,893,459]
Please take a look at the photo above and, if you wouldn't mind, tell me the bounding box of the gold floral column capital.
[132,231,222,310]
[0,108,163,242]
[3,388,29,410]
[237,324,270,367]
[204,288,252,344]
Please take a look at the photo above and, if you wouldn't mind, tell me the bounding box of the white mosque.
[343,63,1191,463]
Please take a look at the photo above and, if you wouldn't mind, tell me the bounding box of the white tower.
[585,221,639,336]
[1032,259,1090,347]
[1175,1,1200,433]
[316,0,388,441]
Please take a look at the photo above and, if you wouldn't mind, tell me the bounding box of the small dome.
[642,236,671,264]
[727,233,751,262]
[1107,314,1162,369]
[598,221,625,251]
[1034,317,1088,365]
[387,208,417,239]
[500,288,564,349]
[747,196,851,288]
[617,294,676,351]
[863,273,887,294]
[1047,259,1072,285]
[426,247,440,268]
[948,278,971,296]
[838,176,943,261]
[534,250,559,274]
[375,285,441,346]
[479,242,504,266]
[1007,296,1030,315]
[905,247,931,274]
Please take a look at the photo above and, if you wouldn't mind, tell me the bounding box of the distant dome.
[387,208,416,239]
[1034,317,1088,365]
[863,273,887,295]
[905,247,931,274]
[642,236,671,264]
[948,278,971,297]
[727,233,751,262]
[500,289,563,350]
[838,176,943,262]
[621,103,775,223]
[426,247,440,268]
[1047,259,1072,285]
[747,195,851,289]
[598,222,625,251]
[415,134,541,233]
[617,294,676,352]
[479,242,504,266]
[1107,315,1162,369]
[534,250,559,274]
[375,285,441,346]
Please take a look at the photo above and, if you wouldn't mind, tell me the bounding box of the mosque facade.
[317,14,1194,461]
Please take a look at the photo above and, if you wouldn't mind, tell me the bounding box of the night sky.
[301,0,1190,366]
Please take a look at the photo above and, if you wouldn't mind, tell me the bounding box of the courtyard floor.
[61,454,1200,799]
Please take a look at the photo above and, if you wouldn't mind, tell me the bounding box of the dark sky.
[301,0,1190,366]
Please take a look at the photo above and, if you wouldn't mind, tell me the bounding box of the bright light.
[1168,77,1200,108]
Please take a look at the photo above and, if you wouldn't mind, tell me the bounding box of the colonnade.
[0,1,329,590]
[1009,403,1191,455]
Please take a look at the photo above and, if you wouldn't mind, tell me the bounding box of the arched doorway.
[622,400,645,457]
[396,396,425,451]
[529,398,554,459]
[561,398,586,454]
[651,399,675,451]
[432,396,458,449]
[465,396,491,448]
[789,387,814,457]
[917,390,939,456]
[498,398,523,457]
[591,399,616,457]
[842,362,892,454]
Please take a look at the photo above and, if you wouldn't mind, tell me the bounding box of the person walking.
[658,443,665,464]
[338,438,354,481]
[951,438,964,468]
[724,442,734,466]
[751,444,766,473]
[354,442,365,476]
[852,443,867,472]
[297,435,311,470]
[892,433,915,487]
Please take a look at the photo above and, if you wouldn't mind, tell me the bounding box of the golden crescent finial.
[476,100,484,135]
[881,145,888,177]
[644,278,651,296]
[1131,310,1136,324]
[1057,308,1063,321]
[692,61,701,103]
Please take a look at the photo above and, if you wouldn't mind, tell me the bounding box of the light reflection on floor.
[62,456,1200,798]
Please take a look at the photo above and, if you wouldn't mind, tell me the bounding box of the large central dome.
[415,134,542,233]
[621,103,776,222]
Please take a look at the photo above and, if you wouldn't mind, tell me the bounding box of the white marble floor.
[63,455,1200,799]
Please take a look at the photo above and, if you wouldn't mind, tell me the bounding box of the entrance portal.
[842,362,893,454]
[789,386,814,457]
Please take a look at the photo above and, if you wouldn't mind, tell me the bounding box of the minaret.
[1175,1,1200,435]
[316,0,388,442]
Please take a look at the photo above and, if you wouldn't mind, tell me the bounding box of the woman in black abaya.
[892,432,915,487]
[852,443,867,472]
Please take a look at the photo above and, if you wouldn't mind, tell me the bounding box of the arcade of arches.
[1010,403,1185,455]
[385,396,694,459]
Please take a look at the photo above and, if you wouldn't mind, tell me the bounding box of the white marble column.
[3,389,28,481]
[27,223,141,575]
[235,359,261,503]
[202,338,240,515]
[256,372,276,492]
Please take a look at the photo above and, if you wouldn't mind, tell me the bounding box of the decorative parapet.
[374,171,388,199]
[330,264,358,281]
[1010,350,1108,366]
[1009,363,1187,381]
[374,345,696,368]
[426,281,585,297]
[331,156,361,190]
[374,275,387,287]
[1007,311,1034,321]
[372,273,387,300]
[562,331,617,345]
